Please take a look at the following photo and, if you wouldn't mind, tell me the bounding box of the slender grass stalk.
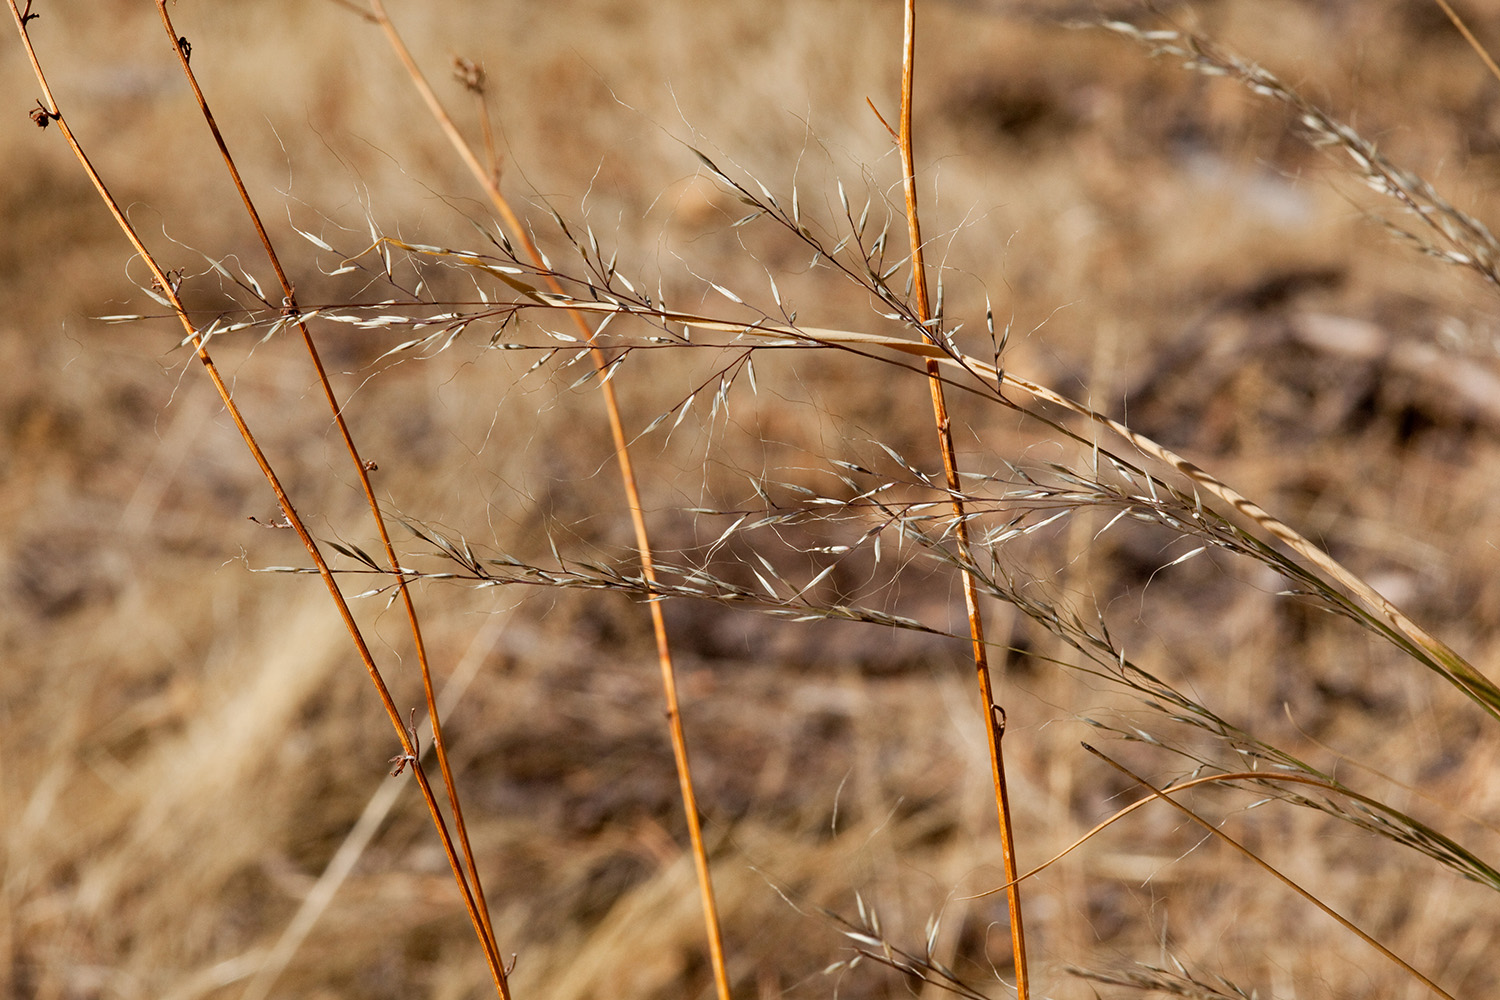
[355,4,732,997]
[1431,0,1500,85]
[896,3,1027,994]
[147,3,501,982]
[3,6,509,998]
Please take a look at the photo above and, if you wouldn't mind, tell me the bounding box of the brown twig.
[356,3,732,998]
[896,2,1028,995]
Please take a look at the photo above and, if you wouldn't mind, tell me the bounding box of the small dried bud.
[453,56,486,94]
[150,268,185,297]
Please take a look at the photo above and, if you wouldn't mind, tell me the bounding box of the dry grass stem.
[897,2,1027,994]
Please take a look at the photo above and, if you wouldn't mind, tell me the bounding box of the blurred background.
[6,1,1500,998]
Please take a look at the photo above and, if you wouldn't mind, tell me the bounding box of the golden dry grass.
[6,1,1500,998]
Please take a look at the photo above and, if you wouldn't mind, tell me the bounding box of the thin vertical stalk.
[359,4,732,998]
[149,1,499,975]
[5,6,509,997]
[1431,0,1500,85]
[896,2,1029,995]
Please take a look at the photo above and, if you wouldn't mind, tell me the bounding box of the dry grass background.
[6,0,1500,998]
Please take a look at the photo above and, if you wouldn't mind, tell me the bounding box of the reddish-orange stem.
[897,1,1028,994]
